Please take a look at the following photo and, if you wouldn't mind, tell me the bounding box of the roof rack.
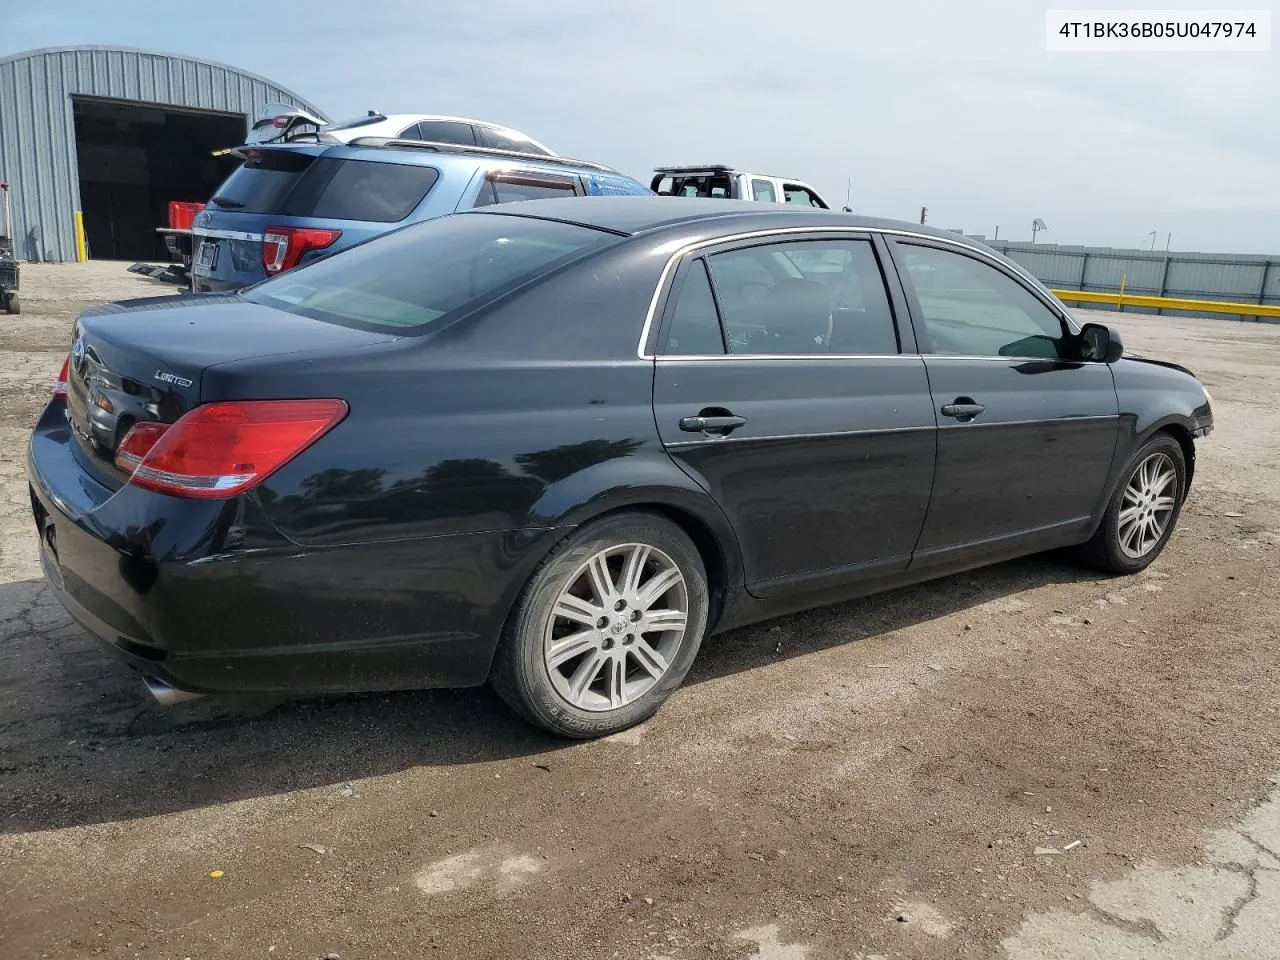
[653,165,734,174]
[345,137,617,173]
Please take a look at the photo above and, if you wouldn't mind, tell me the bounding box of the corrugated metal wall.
[0,46,322,262]
[973,239,1279,322]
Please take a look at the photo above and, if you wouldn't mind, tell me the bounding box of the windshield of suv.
[245,213,614,333]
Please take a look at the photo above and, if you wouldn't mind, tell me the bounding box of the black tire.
[1082,433,1186,574]
[491,511,709,739]
[3,292,18,315]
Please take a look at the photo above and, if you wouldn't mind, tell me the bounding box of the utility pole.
[994,225,999,241]
[1165,232,1171,252]
[919,206,927,225]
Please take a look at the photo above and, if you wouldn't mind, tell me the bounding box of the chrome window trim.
[637,226,1080,360]
[656,353,920,362]
[654,354,1104,364]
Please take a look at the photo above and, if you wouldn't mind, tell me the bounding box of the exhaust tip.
[144,676,204,706]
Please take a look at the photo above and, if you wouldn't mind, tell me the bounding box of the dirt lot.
[2,262,1278,960]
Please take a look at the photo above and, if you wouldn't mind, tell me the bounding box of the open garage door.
[72,97,246,261]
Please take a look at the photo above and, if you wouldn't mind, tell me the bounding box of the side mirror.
[1080,322,1124,363]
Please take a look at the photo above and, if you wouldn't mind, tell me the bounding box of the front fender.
[1090,358,1212,528]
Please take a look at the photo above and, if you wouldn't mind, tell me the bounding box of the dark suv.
[190,139,651,292]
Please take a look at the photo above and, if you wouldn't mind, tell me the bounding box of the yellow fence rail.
[1051,287,1280,319]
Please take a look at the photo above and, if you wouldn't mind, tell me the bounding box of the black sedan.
[28,199,1213,737]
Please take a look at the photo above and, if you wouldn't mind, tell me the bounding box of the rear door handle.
[680,415,747,435]
[940,398,986,421]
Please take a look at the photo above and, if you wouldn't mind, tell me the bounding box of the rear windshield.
[284,158,439,222]
[209,152,438,223]
[245,213,614,333]
[210,150,316,213]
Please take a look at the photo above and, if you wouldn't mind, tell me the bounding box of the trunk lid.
[63,295,399,490]
[245,104,329,145]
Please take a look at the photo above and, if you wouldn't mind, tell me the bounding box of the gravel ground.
[1,263,1278,960]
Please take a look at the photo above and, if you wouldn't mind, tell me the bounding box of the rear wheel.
[3,292,18,314]
[1083,434,1186,574]
[491,512,708,738]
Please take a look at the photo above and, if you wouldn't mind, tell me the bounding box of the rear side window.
[473,173,579,207]
[306,160,438,222]
[409,120,478,146]
[783,184,824,207]
[663,260,725,355]
[246,214,613,332]
[479,126,551,155]
[706,239,898,355]
[208,151,317,213]
[752,179,776,202]
[584,174,650,197]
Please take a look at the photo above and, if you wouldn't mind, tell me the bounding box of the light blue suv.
[190,138,652,292]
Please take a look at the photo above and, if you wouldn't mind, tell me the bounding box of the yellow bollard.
[1117,272,1127,313]
[74,211,87,263]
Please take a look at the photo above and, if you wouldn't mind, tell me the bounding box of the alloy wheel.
[543,543,689,712]
[1117,452,1178,559]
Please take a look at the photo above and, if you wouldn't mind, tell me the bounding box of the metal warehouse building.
[0,45,322,262]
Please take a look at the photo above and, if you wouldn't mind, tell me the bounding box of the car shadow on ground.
[0,554,1105,835]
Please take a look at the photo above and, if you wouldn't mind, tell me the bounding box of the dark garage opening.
[72,96,246,261]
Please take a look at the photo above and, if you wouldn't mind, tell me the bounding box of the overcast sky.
[5,0,1277,252]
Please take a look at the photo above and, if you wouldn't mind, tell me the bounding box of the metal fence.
[955,238,1279,322]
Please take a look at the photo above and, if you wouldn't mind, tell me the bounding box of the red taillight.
[118,399,348,499]
[262,226,341,275]
[52,354,70,399]
[114,421,170,473]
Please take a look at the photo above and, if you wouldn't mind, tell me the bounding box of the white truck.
[650,165,830,208]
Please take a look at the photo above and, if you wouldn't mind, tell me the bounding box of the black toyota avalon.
[28,198,1213,737]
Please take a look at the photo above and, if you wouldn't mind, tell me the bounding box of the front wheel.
[3,292,18,315]
[491,512,709,738]
[1083,434,1186,574]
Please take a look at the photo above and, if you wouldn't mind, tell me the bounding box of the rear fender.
[477,453,746,672]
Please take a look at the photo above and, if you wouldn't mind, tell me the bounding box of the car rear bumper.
[27,401,528,696]
[190,272,254,294]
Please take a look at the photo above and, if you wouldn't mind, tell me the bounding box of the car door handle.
[940,398,986,421]
[680,414,747,435]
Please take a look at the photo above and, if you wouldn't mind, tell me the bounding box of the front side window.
[897,244,1066,358]
[752,179,777,202]
[704,239,898,355]
[472,173,579,207]
[246,214,612,333]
